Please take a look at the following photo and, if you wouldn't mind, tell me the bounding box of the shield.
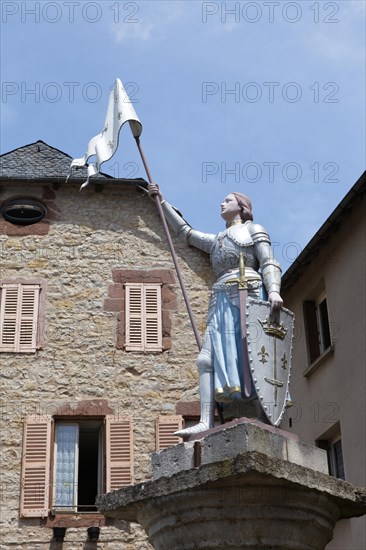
[245,298,294,426]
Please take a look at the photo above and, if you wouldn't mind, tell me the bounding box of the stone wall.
[0,182,214,549]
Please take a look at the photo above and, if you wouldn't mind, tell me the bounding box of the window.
[330,437,345,480]
[125,283,162,352]
[155,416,183,451]
[20,414,133,518]
[0,280,44,353]
[105,269,176,352]
[315,292,331,353]
[54,422,103,512]
[317,433,345,480]
[1,198,47,225]
[303,290,331,364]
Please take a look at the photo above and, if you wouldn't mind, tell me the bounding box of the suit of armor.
[161,199,282,433]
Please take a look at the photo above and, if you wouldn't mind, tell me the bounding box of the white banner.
[68,79,142,189]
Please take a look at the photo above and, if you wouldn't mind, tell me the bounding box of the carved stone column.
[97,419,366,550]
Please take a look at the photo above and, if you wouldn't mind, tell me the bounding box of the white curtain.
[54,424,78,509]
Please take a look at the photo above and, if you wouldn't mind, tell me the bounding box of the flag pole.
[134,136,201,350]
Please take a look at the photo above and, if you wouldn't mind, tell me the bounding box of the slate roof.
[0,140,95,180]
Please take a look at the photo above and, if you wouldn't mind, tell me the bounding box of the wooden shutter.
[20,415,52,518]
[125,283,162,351]
[125,284,143,351]
[144,284,162,351]
[105,416,133,491]
[0,283,40,352]
[303,300,320,363]
[156,416,183,451]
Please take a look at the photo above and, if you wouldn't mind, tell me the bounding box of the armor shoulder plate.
[227,222,253,246]
[248,222,270,243]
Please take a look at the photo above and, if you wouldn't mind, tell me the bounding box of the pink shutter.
[0,284,40,352]
[105,416,133,491]
[156,416,183,450]
[0,285,18,351]
[19,285,40,352]
[20,416,52,517]
[144,284,162,351]
[125,284,143,351]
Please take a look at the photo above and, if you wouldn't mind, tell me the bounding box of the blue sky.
[1,0,365,271]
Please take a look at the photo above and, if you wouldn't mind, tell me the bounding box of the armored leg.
[175,349,215,437]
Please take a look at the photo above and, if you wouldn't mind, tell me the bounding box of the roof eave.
[0,175,148,189]
[281,171,366,291]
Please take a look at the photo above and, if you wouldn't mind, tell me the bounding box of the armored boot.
[175,359,215,437]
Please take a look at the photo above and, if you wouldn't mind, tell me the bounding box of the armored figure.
[149,187,283,436]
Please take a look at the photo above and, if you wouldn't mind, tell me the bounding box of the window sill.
[303,346,334,377]
[124,348,165,355]
[0,349,37,354]
[43,512,113,528]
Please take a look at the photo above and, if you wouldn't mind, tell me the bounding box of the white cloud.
[309,30,365,64]
[111,1,188,43]
[305,1,365,65]
[343,0,365,16]
[113,21,155,43]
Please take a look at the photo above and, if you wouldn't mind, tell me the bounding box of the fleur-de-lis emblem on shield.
[258,345,269,364]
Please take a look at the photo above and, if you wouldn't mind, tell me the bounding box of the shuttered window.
[20,414,134,518]
[20,416,52,518]
[0,283,41,352]
[125,283,162,352]
[105,416,134,491]
[155,416,183,451]
[53,421,104,512]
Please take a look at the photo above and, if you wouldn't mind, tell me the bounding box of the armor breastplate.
[210,223,259,278]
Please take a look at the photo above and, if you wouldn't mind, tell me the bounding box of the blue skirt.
[207,286,267,402]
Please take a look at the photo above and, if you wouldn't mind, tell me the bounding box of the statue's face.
[220,194,242,223]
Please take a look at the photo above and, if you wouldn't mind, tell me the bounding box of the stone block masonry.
[97,420,366,550]
[0,182,213,549]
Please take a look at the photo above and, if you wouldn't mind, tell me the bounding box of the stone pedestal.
[97,419,366,550]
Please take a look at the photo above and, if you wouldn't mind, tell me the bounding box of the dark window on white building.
[303,290,331,364]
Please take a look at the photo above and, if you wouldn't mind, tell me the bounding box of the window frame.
[303,288,332,366]
[1,197,47,226]
[314,291,331,354]
[316,423,345,481]
[20,408,133,520]
[52,421,105,514]
[105,269,177,352]
[0,278,45,353]
[329,434,345,480]
[125,282,163,352]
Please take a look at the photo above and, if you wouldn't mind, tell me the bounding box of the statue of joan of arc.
[149,185,284,436]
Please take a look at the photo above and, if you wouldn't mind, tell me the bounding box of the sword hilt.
[238,252,246,289]
[224,253,258,289]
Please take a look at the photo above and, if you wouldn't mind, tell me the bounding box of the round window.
[1,198,47,225]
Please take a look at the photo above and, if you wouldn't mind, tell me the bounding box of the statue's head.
[221,192,253,224]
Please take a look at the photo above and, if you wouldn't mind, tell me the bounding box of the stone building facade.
[1,141,364,550]
[281,172,366,550]
[0,141,213,549]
